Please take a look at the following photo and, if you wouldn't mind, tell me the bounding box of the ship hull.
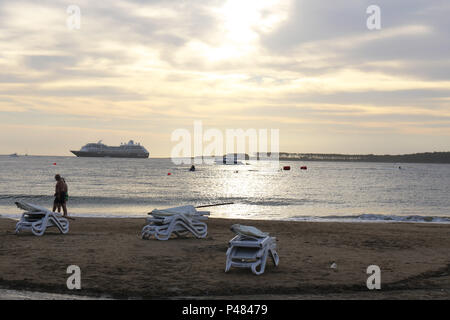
[71,151,149,158]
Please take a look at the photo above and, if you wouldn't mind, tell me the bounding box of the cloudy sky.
[1,0,449,156]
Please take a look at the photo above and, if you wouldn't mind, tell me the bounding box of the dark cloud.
[260,0,450,81]
[24,55,78,71]
[264,89,450,110]
[262,0,449,49]
[0,85,145,101]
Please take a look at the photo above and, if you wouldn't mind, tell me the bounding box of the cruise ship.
[71,140,149,158]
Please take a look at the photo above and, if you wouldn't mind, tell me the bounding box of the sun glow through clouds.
[221,0,289,41]
[197,0,290,61]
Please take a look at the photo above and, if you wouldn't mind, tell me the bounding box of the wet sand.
[0,217,449,299]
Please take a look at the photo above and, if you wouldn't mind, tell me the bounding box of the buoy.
[283,166,290,170]
[167,172,171,176]
[300,166,307,170]
[53,163,57,165]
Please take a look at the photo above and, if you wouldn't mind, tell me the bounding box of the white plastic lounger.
[142,205,209,240]
[225,224,279,275]
[14,201,69,236]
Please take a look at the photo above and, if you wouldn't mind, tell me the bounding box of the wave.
[0,194,257,207]
[287,213,450,224]
[0,194,52,200]
[0,194,362,208]
[2,194,449,224]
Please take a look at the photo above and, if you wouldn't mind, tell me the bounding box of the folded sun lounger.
[225,224,279,275]
[14,201,69,236]
[141,205,209,240]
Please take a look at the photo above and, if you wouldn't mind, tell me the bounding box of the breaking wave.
[287,213,450,224]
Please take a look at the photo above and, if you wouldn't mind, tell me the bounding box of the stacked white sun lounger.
[14,201,69,236]
[141,205,209,240]
[225,224,279,275]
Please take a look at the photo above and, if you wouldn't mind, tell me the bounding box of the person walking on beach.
[52,174,68,217]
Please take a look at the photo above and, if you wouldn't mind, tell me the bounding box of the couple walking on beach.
[53,174,69,217]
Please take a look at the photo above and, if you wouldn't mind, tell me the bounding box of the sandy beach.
[0,217,449,299]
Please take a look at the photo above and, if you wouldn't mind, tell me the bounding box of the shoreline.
[1,217,449,299]
[0,288,110,300]
[1,288,449,300]
[2,213,450,225]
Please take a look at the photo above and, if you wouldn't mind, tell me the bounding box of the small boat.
[9,153,19,157]
[215,159,244,165]
[215,153,248,165]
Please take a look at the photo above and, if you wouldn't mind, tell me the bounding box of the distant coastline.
[2,151,450,164]
[276,152,450,164]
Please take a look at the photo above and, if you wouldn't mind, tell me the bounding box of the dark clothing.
[54,191,67,205]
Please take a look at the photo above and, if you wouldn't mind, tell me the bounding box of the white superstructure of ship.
[71,140,149,158]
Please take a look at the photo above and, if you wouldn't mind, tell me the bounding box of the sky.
[0,0,449,156]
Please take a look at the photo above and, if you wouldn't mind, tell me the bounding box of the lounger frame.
[142,208,209,240]
[15,202,69,236]
[225,234,279,275]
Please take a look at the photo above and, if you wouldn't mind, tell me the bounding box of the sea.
[1,155,449,223]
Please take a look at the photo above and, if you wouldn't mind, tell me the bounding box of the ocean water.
[1,155,450,223]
